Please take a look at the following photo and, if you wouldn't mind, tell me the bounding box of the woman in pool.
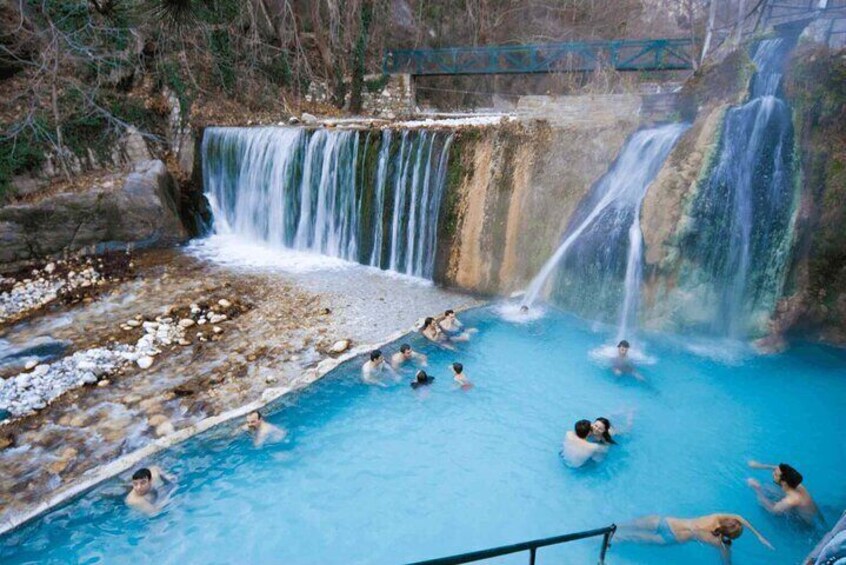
[421,317,456,350]
[410,370,434,389]
[590,417,617,444]
[619,513,773,561]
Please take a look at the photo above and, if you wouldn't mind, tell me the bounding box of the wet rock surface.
[0,247,479,525]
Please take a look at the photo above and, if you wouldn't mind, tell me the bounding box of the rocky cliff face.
[0,160,187,272]
[768,44,846,345]
[435,105,643,295]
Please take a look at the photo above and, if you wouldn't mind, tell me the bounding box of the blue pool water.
[3,306,845,564]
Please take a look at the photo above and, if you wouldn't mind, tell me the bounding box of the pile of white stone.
[0,299,234,419]
[0,262,103,324]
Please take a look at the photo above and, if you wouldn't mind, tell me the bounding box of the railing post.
[528,547,536,565]
[598,524,616,565]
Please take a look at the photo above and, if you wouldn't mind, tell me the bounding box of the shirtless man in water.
[126,466,175,516]
[747,461,820,524]
[361,349,398,386]
[391,343,428,370]
[561,419,608,468]
[244,410,287,447]
[612,340,644,381]
[619,513,773,563]
[421,318,456,351]
[438,310,476,341]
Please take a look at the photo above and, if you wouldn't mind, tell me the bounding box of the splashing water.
[522,123,688,341]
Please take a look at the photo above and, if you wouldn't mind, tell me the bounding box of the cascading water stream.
[680,37,798,338]
[202,127,453,280]
[522,123,688,339]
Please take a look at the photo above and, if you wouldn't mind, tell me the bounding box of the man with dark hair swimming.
[244,410,287,447]
[747,460,820,524]
[126,466,175,516]
[391,343,428,370]
[561,419,608,468]
[362,349,397,386]
[451,362,473,389]
[612,340,644,381]
[438,309,476,341]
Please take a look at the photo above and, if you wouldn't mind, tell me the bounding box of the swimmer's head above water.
[617,340,630,357]
[246,411,263,430]
[131,468,153,496]
[370,349,383,363]
[774,463,803,489]
[411,370,434,389]
[592,417,616,444]
[452,362,463,375]
[400,343,413,359]
[574,419,592,439]
[712,517,743,546]
[422,317,435,330]
[445,309,455,319]
[519,305,529,314]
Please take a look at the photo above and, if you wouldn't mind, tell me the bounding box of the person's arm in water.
[413,351,428,366]
[718,543,732,565]
[732,514,775,550]
[150,465,176,485]
[748,460,778,470]
[746,479,793,515]
[589,441,609,462]
[362,366,389,387]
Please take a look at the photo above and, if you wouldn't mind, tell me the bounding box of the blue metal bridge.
[383,38,694,76]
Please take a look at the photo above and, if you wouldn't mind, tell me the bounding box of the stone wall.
[306,74,416,118]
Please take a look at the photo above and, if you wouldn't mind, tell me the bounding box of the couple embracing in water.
[561,417,617,468]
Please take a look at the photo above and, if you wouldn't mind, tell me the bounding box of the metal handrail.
[405,524,617,565]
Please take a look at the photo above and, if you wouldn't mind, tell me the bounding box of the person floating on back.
[617,513,773,562]
[747,461,820,525]
[561,419,608,468]
[362,349,398,386]
[410,369,435,389]
[391,343,428,370]
[244,410,287,447]
[126,466,175,516]
[612,340,644,381]
[451,362,473,390]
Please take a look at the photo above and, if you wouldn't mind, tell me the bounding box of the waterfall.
[523,123,688,338]
[202,127,453,280]
[680,38,797,338]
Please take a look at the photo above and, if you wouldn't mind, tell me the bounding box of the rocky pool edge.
[0,321,423,536]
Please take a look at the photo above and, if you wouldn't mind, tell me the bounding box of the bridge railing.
[405,524,617,565]
[383,39,694,76]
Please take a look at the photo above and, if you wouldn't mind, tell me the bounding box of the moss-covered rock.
[772,45,846,344]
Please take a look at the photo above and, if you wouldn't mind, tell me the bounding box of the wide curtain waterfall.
[202,127,453,279]
[680,38,797,338]
[523,123,688,338]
